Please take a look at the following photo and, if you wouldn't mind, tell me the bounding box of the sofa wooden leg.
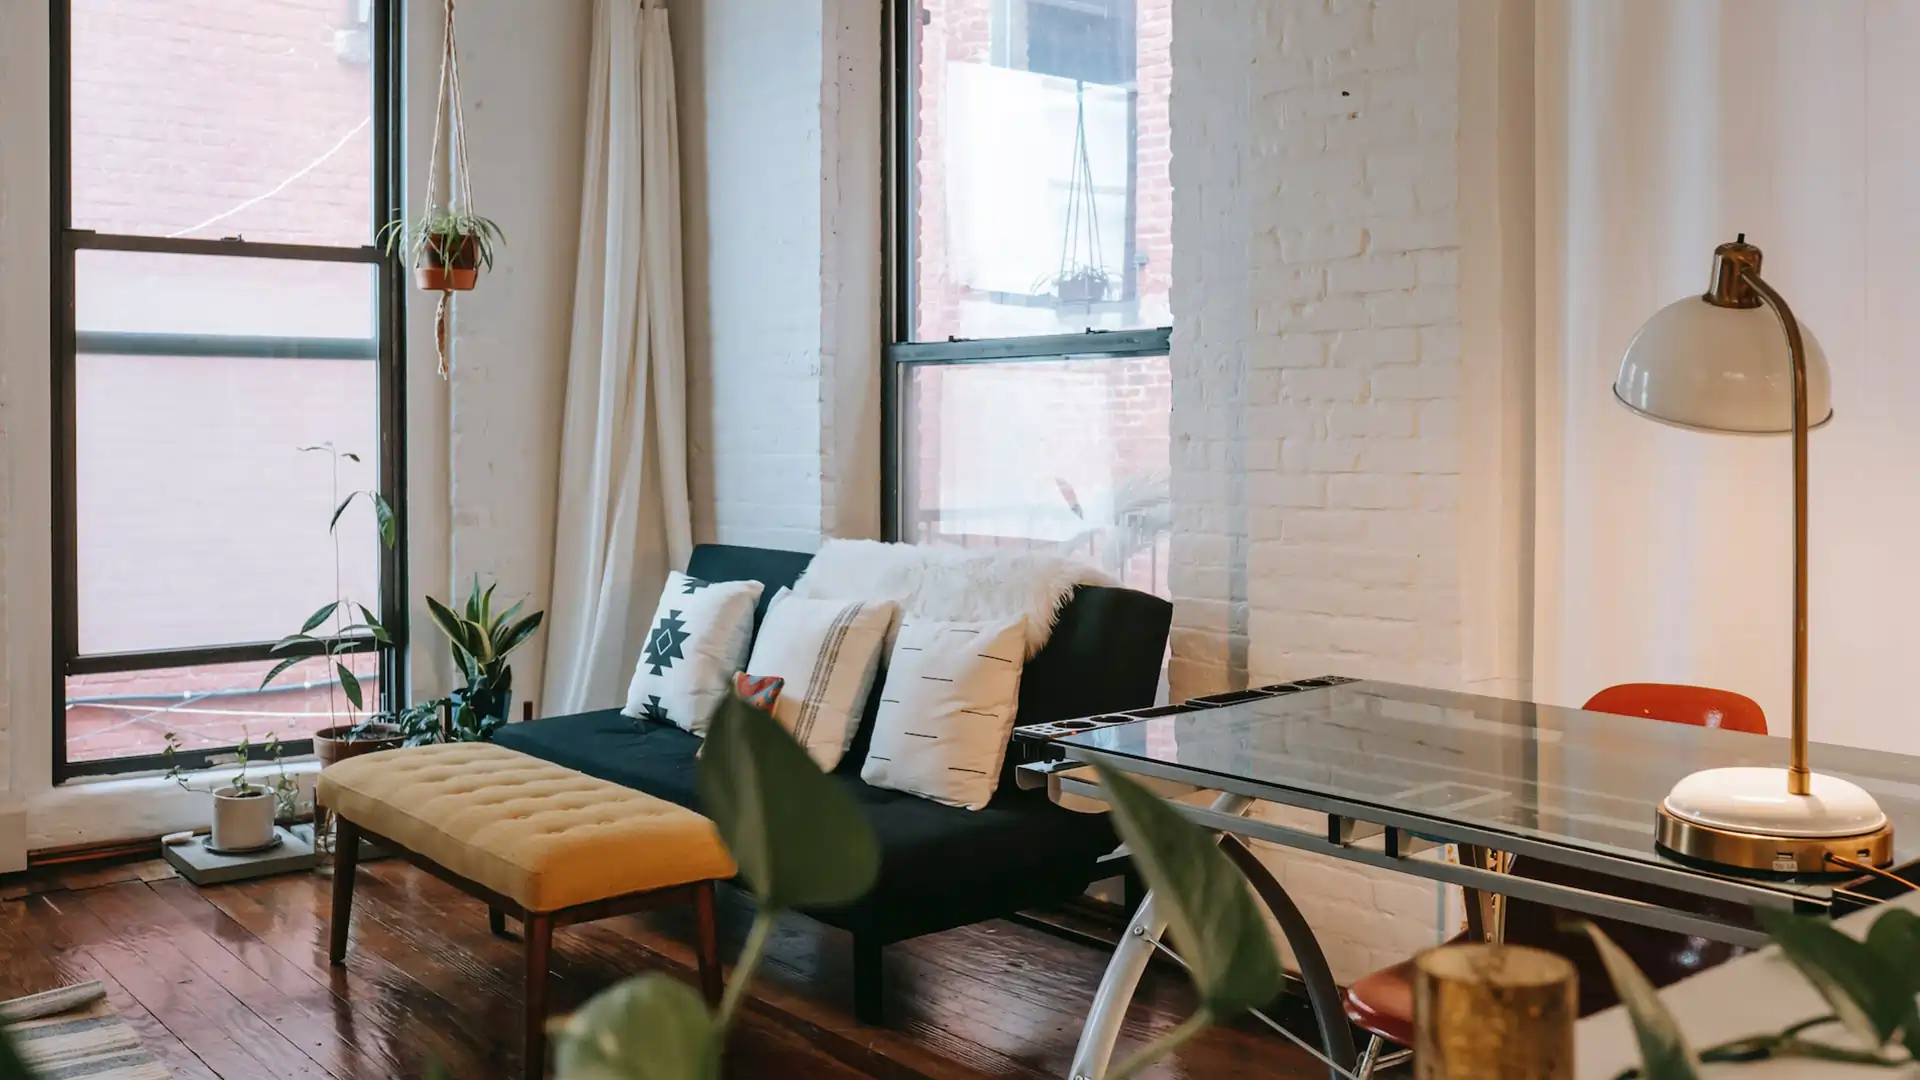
[524,912,554,1080]
[693,882,722,1007]
[853,936,884,1027]
[490,906,510,939]
[329,819,360,966]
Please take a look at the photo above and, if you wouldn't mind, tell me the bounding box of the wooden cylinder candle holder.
[1414,943,1577,1080]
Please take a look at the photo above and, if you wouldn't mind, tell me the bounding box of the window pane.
[70,0,375,245]
[902,356,1171,597]
[909,0,1172,340]
[76,249,376,340]
[73,252,380,656]
[65,653,381,764]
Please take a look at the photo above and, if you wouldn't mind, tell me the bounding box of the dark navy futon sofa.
[495,543,1172,1023]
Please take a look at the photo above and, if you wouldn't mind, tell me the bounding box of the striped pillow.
[743,589,897,769]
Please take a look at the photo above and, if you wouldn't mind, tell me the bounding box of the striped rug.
[3,994,169,1079]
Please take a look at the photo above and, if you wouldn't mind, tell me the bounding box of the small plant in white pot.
[163,732,300,853]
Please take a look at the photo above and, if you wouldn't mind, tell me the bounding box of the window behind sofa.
[51,0,406,777]
[886,0,1172,598]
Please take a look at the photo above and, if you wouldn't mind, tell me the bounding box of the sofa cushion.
[494,709,1118,939]
[496,708,708,809]
[686,544,816,627]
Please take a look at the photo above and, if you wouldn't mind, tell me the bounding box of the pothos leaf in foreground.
[553,972,718,1080]
[1094,763,1284,1018]
[1577,921,1700,1080]
[1759,908,1912,1050]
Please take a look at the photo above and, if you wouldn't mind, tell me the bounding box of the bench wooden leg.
[853,935,884,1026]
[490,906,510,938]
[524,912,554,1080]
[693,882,721,1006]
[329,819,360,966]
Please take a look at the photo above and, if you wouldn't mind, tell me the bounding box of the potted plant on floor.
[264,443,403,765]
[412,577,543,744]
[162,732,299,853]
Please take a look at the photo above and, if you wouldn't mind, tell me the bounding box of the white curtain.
[1533,2,1920,754]
[542,0,692,715]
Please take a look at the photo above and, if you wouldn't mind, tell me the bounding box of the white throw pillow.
[860,616,1026,810]
[744,589,897,769]
[623,571,763,736]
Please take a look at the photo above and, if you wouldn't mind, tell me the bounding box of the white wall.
[1168,0,1511,983]
[1532,1,1920,755]
[416,0,591,706]
[678,0,881,552]
[0,0,590,857]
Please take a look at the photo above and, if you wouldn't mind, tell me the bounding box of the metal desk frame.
[1050,746,1813,1080]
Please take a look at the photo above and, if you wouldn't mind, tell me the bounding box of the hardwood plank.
[11,893,224,1080]
[0,860,1327,1080]
[26,887,303,1079]
[0,900,70,1001]
[68,883,337,1080]
[195,870,513,1079]
[89,879,411,1080]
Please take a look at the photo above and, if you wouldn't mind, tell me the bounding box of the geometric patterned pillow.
[622,571,763,736]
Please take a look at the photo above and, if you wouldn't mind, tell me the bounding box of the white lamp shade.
[1614,296,1832,434]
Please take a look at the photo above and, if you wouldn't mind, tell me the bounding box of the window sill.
[28,758,320,855]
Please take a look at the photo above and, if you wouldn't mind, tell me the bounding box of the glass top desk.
[1045,680,1920,1080]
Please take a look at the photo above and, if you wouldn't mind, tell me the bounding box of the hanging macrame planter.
[1050,81,1110,309]
[376,0,501,377]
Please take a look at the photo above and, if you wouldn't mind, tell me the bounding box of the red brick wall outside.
[63,0,384,764]
[70,0,373,244]
[905,0,1173,597]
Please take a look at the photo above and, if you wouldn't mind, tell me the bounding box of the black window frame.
[49,0,410,781]
[882,0,1171,541]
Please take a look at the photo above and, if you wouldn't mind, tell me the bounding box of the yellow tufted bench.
[318,742,736,1079]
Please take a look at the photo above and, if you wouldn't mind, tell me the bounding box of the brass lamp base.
[1655,804,1892,874]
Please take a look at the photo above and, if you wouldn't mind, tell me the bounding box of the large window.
[889,0,1172,594]
[53,0,405,777]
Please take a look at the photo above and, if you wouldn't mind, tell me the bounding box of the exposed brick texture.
[1170,0,1463,981]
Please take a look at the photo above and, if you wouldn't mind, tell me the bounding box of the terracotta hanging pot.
[415,233,482,292]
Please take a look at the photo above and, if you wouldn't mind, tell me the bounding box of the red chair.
[1581,682,1767,734]
[1341,683,1767,1077]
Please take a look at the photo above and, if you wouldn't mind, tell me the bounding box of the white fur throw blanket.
[792,539,1116,658]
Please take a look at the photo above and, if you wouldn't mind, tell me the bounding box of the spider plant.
[377,208,504,271]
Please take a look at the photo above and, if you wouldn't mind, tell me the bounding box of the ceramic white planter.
[210,786,276,852]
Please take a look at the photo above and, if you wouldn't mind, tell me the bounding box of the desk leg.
[1459,845,1511,944]
[1066,794,1355,1080]
[1220,837,1357,1077]
[1066,889,1166,1080]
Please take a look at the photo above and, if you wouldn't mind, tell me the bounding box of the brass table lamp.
[1614,235,1892,873]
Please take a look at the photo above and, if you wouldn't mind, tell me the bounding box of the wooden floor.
[0,857,1336,1080]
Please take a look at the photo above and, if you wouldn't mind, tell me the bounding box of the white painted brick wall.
[1170,0,1463,984]
[680,0,830,553]
[679,0,882,554]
